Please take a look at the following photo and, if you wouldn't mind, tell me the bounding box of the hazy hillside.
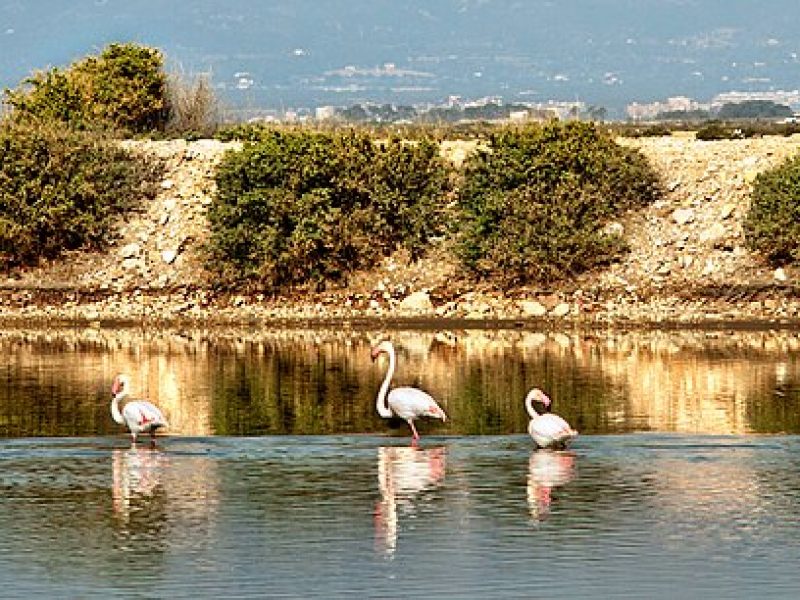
[2,0,800,116]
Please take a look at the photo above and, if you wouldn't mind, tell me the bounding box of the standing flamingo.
[371,340,447,442]
[110,374,168,444]
[525,388,578,449]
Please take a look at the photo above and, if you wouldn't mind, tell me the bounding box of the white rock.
[603,221,625,237]
[398,291,434,313]
[656,263,672,276]
[719,203,736,220]
[551,303,571,317]
[119,243,140,258]
[699,222,728,246]
[672,208,695,225]
[161,249,178,265]
[519,300,548,317]
[122,257,141,270]
[702,259,717,276]
[774,268,788,282]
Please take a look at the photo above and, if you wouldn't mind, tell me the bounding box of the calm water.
[1,326,799,598]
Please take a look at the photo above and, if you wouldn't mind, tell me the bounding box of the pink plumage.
[110,374,168,444]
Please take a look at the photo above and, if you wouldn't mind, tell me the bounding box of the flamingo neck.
[525,393,540,419]
[376,348,395,418]
[111,392,128,425]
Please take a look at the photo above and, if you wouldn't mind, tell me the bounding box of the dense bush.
[744,155,800,264]
[694,122,748,141]
[206,129,452,290]
[0,121,161,267]
[456,121,662,286]
[615,123,673,138]
[3,43,168,134]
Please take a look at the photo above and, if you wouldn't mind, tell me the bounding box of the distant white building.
[711,89,800,110]
[315,106,337,121]
[627,90,800,121]
[626,96,708,120]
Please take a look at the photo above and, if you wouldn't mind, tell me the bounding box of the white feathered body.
[528,413,577,449]
[387,387,444,422]
[111,374,168,442]
[121,400,168,437]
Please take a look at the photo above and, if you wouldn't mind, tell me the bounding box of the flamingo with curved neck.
[371,340,447,442]
[111,374,168,444]
[525,388,578,449]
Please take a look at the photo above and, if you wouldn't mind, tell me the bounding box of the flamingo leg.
[408,420,420,442]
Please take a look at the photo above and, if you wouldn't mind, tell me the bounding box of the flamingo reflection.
[374,445,446,556]
[527,450,576,521]
[112,446,167,522]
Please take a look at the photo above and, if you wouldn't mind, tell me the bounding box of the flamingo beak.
[111,377,123,396]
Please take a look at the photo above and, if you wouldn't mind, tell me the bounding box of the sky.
[2,1,799,116]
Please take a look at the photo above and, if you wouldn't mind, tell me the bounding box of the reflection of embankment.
[594,331,800,433]
[0,328,217,436]
[1,327,798,436]
[375,445,446,556]
[378,329,800,434]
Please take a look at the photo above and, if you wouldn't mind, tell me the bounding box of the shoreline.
[2,287,799,330]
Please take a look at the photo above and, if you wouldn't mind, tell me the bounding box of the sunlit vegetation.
[744,154,800,264]
[206,128,452,291]
[455,121,663,286]
[3,42,169,134]
[0,120,161,267]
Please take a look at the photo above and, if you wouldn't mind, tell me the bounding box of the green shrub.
[744,155,800,264]
[4,43,168,134]
[694,122,747,141]
[457,121,662,286]
[206,129,451,290]
[0,121,161,267]
[617,123,673,138]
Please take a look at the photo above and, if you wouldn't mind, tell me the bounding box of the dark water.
[1,327,800,598]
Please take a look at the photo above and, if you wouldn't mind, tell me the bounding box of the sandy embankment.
[1,134,799,327]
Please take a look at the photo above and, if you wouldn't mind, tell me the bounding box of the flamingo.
[525,388,578,449]
[110,374,168,444]
[371,340,447,442]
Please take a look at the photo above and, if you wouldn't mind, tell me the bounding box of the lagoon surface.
[1,326,799,598]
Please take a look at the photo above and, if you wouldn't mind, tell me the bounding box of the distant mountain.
[2,0,799,117]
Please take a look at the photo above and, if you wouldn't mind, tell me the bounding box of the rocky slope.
[2,134,800,326]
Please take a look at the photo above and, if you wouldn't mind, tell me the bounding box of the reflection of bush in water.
[1,328,799,436]
[210,341,380,435]
[206,335,624,436]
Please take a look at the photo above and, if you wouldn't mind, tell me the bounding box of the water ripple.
[2,434,798,598]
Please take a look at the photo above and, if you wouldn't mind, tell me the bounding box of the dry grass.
[166,71,220,137]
